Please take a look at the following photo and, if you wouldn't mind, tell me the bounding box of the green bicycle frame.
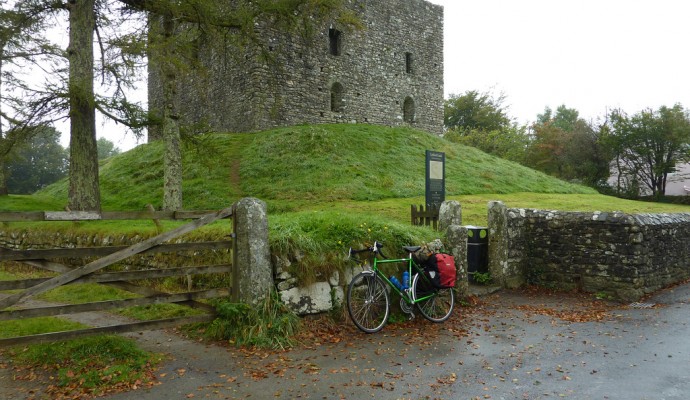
[372,253,437,305]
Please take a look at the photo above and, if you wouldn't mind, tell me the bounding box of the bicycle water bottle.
[402,271,409,290]
[390,276,403,290]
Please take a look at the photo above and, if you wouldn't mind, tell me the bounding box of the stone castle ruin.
[148,0,444,137]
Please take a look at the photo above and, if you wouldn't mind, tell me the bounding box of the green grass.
[0,194,63,211]
[35,283,204,321]
[34,125,592,211]
[0,270,16,280]
[0,317,88,339]
[116,303,206,320]
[38,283,140,304]
[0,291,165,398]
[206,291,301,350]
[7,123,690,282]
[5,335,161,397]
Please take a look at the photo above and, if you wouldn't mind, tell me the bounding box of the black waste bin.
[466,226,488,282]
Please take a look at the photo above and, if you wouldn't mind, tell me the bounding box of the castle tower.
[148,0,444,138]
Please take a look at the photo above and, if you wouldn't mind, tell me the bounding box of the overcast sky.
[427,0,690,125]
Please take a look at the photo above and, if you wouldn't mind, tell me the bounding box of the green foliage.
[526,105,612,188]
[8,335,160,396]
[6,126,68,195]
[471,271,492,285]
[595,292,613,301]
[207,291,300,349]
[537,105,580,132]
[444,90,512,132]
[97,137,122,160]
[445,125,529,164]
[608,104,690,197]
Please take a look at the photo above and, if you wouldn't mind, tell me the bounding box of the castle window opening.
[331,82,344,112]
[329,29,342,56]
[405,52,414,74]
[403,97,415,123]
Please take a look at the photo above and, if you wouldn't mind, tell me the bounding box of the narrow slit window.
[405,52,413,74]
[331,82,344,112]
[403,97,415,123]
[329,28,342,56]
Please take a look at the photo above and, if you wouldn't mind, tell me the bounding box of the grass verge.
[4,335,162,398]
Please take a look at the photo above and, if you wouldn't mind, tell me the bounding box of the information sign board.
[425,150,445,207]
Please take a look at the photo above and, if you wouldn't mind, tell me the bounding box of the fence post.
[232,198,273,304]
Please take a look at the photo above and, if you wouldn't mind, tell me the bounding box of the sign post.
[425,150,445,208]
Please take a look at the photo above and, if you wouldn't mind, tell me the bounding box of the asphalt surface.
[2,282,689,400]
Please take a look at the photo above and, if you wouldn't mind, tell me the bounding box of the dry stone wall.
[488,201,690,301]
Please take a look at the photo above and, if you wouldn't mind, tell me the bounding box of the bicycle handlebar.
[348,240,388,260]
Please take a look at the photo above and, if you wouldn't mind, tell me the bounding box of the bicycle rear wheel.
[412,273,454,322]
[347,272,390,333]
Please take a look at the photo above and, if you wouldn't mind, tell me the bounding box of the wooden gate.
[0,206,236,346]
[411,204,439,230]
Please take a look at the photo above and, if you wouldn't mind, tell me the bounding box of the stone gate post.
[445,224,469,297]
[488,200,524,288]
[440,200,467,296]
[439,200,462,232]
[232,198,273,304]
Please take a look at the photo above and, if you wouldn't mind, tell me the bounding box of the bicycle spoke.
[412,273,454,322]
[347,273,390,333]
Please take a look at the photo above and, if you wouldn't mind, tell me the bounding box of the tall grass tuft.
[207,291,300,350]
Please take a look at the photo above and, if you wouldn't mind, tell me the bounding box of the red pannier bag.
[434,253,456,288]
[417,252,456,289]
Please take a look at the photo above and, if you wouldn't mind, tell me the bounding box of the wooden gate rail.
[0,206,237,346]
[0,241,232,261]
[411,204,440,230]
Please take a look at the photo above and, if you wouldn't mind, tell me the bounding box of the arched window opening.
[403,97,416,123]
[329,28,342,56]
[331,83,344,113]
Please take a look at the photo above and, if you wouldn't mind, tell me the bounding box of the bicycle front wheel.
[412,273,454,322]
[347,272,390,333]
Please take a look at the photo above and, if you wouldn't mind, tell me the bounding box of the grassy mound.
[23,123,690,260]
[37,124,593,211]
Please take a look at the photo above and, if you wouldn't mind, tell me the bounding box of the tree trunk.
[0,159,8,196]
[67,0,100,211]
[160,14,182,211]
[0,45,8,196]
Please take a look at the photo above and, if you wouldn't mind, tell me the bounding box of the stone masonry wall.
[488,201,690,302]
[149,0,444,138]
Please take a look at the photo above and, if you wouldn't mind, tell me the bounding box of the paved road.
[3,283,689,399]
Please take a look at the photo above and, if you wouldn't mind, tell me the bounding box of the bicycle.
[346,241,455,333]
